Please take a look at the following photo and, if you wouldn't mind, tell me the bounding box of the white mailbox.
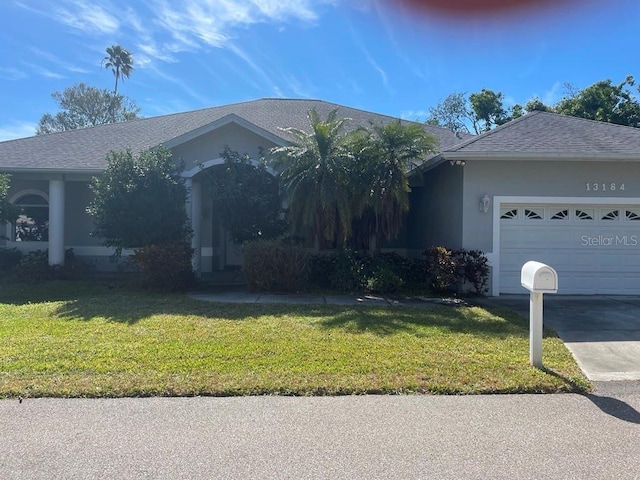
[521,261,558,293]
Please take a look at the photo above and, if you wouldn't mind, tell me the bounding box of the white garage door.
[500,204,640,294]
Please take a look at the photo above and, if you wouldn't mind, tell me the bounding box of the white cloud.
[28,47,91,75]
[0,67,28,81]
[150,0,330,52]
[541,81,563,105]
[400,110,429,122]
[53,0,120,34]
[22,62,66,80]
[226,43,276,89]
[0,121,38,142]
[146,64,212,105]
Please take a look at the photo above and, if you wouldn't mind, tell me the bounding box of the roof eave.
[0,167,103,175]
[440,151,640,162]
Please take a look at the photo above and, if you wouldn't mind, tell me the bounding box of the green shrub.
[9,248,92,283]
[242,240,309,293]
[365,267,403,294]
[423,246,490,295]
[424,246,458,293]
[309,250,426,294]
[0,248,23,272]
[11,250,52,283]
[453,249,490,294]
[129,241,195,292]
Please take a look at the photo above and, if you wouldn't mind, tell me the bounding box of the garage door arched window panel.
[550,209,569,220]
[601,209,620,221]
[524,208,543,220]
[12,192,49,242]
[500,208,518,220]
[625,210,640,221]
[575,209,594,220]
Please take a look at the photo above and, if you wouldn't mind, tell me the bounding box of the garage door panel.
[500,204,640,294]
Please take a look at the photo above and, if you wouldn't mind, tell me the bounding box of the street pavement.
[1,390,639,480]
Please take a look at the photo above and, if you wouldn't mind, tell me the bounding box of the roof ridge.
[444,110,543,152]
[534,109,640,131]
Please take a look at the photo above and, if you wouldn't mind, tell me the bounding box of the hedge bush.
[0,248,23,272]
[242,239,310,293]
[8,248,91,283]
[308,249,426,294]
[424,246,489,295]
[129,241,195,292]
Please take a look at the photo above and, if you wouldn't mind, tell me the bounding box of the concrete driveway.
[479,295,640,381]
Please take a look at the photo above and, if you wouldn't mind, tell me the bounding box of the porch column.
[188,179,202,275]
[48,179,65,265]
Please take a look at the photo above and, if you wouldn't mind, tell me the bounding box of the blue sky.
[1,0,638,141]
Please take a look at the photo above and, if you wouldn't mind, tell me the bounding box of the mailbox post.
[520,261,558,368]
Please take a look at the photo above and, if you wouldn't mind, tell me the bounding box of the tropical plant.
[102,45,134,95]
[273,109,355,247]
[352,120,438,248]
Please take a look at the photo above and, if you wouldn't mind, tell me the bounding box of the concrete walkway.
[190,291,640,382]
[189,291,465,307]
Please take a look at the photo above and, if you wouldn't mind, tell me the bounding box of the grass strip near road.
[0,281,590,398]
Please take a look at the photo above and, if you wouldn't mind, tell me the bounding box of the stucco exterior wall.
[171,123,279,172]
[460,159,640,253]
[65,181,101,246]
[406,162,464,253]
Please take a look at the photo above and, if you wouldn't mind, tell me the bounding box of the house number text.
[585,182,625,192]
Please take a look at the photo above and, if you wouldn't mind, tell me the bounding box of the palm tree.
[354,120,438,249]
[102,45,134,95]
[273,109,355,248]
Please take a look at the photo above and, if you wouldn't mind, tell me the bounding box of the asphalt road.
[1,387,639,479]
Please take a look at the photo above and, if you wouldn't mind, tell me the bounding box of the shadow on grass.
[317,304,533,338]
[539,366,590,393]
[3,281,544,341]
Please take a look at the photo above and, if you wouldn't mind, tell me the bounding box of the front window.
[13,193,49,241]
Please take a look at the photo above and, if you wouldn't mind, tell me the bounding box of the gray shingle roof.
[0,98,467,172]
[442,110,640,158]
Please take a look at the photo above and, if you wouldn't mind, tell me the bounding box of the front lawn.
[0,281,590,397]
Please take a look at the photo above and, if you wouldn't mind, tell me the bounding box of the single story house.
[2,98,640,295]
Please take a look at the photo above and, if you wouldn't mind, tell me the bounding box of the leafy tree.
[524,97,550,112]
[427,92,470,133]
[274,109,355,247]
[555,76,640,127]
[202,147,287,244]
[469,88,510,133]
[36,83,140,135]
[428,89,520,134]
[352,121,438,248]
[87,146,191,255]
[0,174,18,227]
[102,45,134,95]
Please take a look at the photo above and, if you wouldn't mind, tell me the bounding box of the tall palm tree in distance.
[102,45,133,95]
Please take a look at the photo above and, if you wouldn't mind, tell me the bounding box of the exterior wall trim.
[490,196,640,296]
[181,157,277,178]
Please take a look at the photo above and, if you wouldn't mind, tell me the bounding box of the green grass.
[0,281,590,398]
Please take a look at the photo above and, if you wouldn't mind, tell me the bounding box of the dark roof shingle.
[443,110,640,157]
[0,98,466,171]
